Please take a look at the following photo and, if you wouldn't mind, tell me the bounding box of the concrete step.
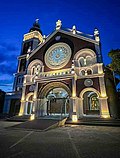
[66,118,120,127]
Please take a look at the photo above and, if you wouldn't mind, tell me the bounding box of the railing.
[24,64,103,83]
[38,68,71,78]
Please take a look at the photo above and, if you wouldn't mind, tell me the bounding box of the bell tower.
[21,19,43,55]
[13,19,43,92]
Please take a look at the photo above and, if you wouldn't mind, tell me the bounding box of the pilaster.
[99,76,110,118]
[19,85,26,115]
[99,97,110,118]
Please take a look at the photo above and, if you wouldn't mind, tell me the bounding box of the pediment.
[28,28,98,60]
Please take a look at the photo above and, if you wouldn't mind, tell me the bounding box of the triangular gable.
[28,28,99,60]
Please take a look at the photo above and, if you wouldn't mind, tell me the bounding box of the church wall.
[76,78,100,97]
[29,32,96,72]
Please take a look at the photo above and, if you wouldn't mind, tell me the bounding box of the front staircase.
[66,117,120,127]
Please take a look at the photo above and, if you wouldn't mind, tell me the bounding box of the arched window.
[79,57,84,67]
[86,56,92,66]
[74,49,97,67]
[80,70,85,76]
[27,60,43,75]
[87,69,92,75]
[78,56,94,67]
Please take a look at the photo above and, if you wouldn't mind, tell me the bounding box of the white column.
[69,75,78,119]
[33,82,38,117]
[42,66,44,72]
[99,76,107,97]
[19,85,26,115]
[78,97,84,118]
[30,102,33,114]
[99,97,110,118]
[72,75,76,98]
[35,99,40,117]
[64,100,67,115]
[19,101,26,115]
[99,76,110,118]
[24,102,28,115]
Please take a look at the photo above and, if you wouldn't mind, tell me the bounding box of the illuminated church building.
[4,19,117,119]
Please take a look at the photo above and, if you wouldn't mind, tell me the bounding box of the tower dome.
[29,19,42,35]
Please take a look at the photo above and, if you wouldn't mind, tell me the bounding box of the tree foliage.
[108,49,120,75]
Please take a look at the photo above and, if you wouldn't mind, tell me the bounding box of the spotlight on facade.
[30,114,35,121]
[72,114,78,122]
[102,115,109,119]
[18,113,22,116]
[101,93,107,98]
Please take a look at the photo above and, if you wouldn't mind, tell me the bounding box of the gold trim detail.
[23,31,43,42]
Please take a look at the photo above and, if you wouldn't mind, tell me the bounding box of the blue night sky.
[0,0,120,92]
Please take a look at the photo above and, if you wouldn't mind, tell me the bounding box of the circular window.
[84,79,93,87]
[45,43,72,69]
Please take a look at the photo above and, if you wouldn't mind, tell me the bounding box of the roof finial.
[29,19,42,35]
[35,18,39,24]
[94,28,100,42]
[72,25,76,34]
[56,20,62,30]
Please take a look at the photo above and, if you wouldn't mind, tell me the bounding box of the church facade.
[4,20,114,119]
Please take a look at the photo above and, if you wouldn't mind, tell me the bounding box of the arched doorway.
[37,82,71,117]
[79,88,100,117]
[46,88,69,116]
[83,91,100,115]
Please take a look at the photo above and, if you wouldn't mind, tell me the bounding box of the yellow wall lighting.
[100,93,107,98]
[72,115,78,122]
[18,113,22,116]
[72,92,76,98]
[30,114,35,121]
[102,115,110,119]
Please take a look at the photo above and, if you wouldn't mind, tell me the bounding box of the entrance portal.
[46,88,69,116]
[37,82,71,117]
[83,91,100,115]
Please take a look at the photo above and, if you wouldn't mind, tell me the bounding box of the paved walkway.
[10,119,59,131]
[0,122,120,158]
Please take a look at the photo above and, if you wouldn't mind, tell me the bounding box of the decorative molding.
[23,31,43,42]
[38,81,72,98]
[74,48,96,60]
[79,87,100,99]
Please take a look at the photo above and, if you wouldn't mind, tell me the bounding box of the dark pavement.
[10,119,59,131]
[0,121,120,158]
